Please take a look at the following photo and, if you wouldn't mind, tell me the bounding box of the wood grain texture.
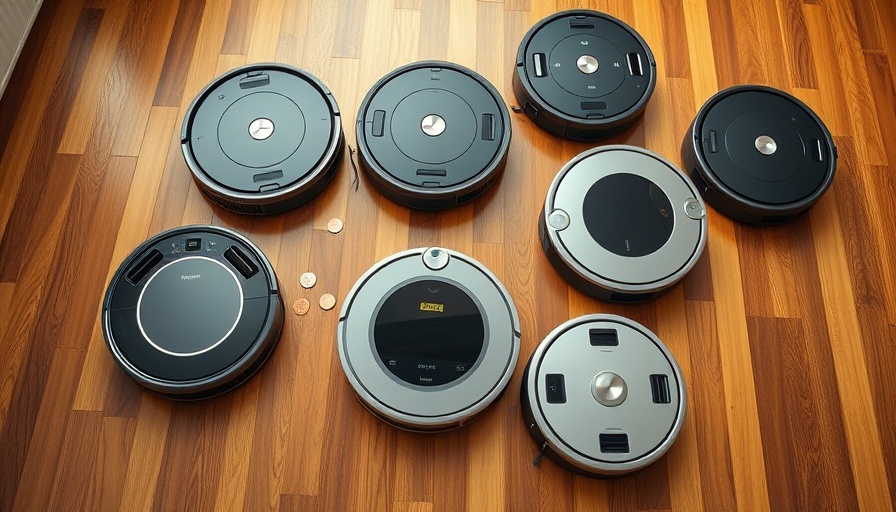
[1,0,895,510]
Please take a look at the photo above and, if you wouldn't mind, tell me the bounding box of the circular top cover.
[523,314,686,475]
[543,145,707,294]
[338,247,520,431]
[514,9,656,138]
[102,225,282,398]
[356,61,511,207]
[181,63,342,207]
[689,85,836,215]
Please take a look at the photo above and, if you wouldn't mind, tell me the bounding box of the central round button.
[755,135,777,155]
[248,117,275,140]
[421,114,446,136]
[591,371,627,406]
[576,55,599,74]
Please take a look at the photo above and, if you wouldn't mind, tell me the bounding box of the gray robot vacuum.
[102,225,284,399]
[513,9,657,140]
[521,314,686,477]
[540,145,707,302]
[337,247,520,431]
[356,61,511,210]
[181,63,344,214]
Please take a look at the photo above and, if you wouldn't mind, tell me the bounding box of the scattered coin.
[319,293,337,311]
[300,272,317,289]
[327,218,344,234]
[292,298,310,316]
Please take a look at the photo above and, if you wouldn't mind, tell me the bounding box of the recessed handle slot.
[650,374,671,403]
[545,374,567,404]
[589,328,618,346]
[224,245,258,279]
[239,73,270,89]
[626,53,643,76]
[599,433,630,453]
[126,249,164,285]
[482,113,495,140]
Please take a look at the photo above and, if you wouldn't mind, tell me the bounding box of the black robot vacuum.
[356,61,511,210]
[181,63,344,214]
[102,225,284,399]
[337,247,520,431]
[513,9,657,140]
[540,145,707,302]
[681,85,837,224]
[521,314,686,477]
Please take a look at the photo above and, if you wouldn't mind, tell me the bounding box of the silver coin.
[300,272,317,289]
[327,218,344,234]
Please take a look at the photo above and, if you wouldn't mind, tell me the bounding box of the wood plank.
[682,301,736,511]
[748,316,859,510]
[57,0,129,154]
[46,410,104,511]
[119,395,173,511]
[0,0,88,244]
[0,153,81,426]
[808,180,893,511]
[84,417,138,511]
[152,0,208,106]
[0,7,103,281]
[10,349,86,512]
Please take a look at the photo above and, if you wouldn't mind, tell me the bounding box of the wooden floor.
[1,0,895,510]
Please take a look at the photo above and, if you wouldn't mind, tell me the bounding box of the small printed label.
[181,274,201,281]
[419,302,444,313]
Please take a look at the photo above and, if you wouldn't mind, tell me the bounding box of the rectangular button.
[626,53,643,76]
[185,238,201,252]
[708,130,718,153]
[533,53,548,77]
[581,102,607,110]
[569,19,595,29]
[372,110,386,137]
[416,169,447,176]
[545,374,567,404]
[482,114,495,140]
[253,170,283,182]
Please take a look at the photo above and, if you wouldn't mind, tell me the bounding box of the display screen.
[583,173,674,257]
[374,279,485,387]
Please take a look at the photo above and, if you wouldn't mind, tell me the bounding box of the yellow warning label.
[419,302,444,313]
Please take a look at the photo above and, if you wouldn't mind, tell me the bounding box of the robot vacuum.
[181,63,344,214]
[540,145,707,302]
[681,85,837,224]
[337,247,520,431]
[102,225,284,399]
[513,9,657,140]
[356,61,511,210]
[521,314,686,477]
